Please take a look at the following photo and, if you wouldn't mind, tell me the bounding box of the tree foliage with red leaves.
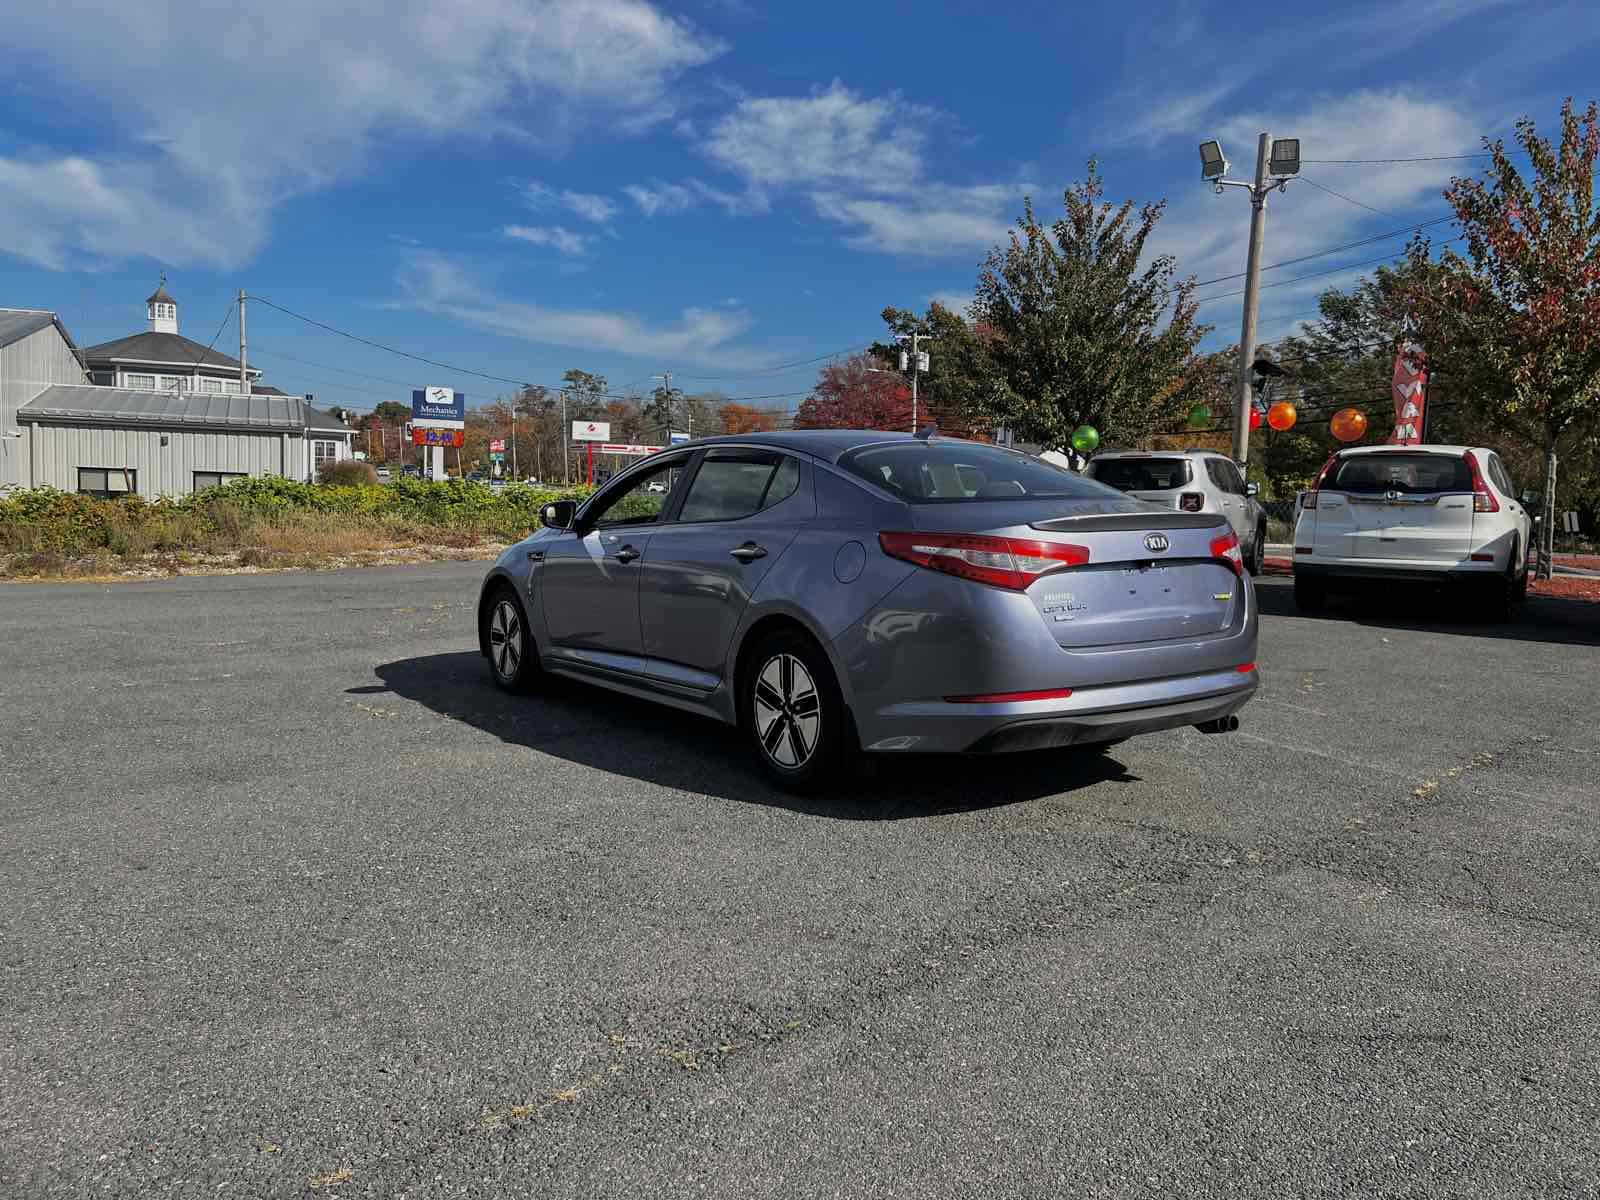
[793,355,914,431]
[1397,98,1600,576]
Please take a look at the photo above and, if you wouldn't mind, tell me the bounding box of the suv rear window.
[837,442,1119,503]
[1329,453,1472,495]
[1087,457,1193,492]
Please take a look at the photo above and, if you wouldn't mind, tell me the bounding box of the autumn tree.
[973,162,1210,452]
[1397,98,1600,576]
[718,402,780,434]
[794,354,913,430]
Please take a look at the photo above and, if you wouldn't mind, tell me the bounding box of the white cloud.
[503,224,590,256]
[623,177,768,217]
[521,181,619,223]
[704,80,928,193]
[929,291,973,317]
[395,249,761,365]
[0,0,723,269]
[811,187,1020,256]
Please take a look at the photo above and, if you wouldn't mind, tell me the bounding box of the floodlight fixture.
[1269,137,1301,177]
[1199,140,1228,181]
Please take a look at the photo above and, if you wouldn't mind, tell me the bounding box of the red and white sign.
[572,421,611,443]
[1388,330,1427,445]
[489,438,506,452]
[599,443,664,457]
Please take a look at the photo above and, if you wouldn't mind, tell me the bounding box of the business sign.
[489,438,506,452]
[489,451,506,463]
[412,427,465,447]
[412,386,466,430]
[669,431,691,445]
[1387,330,1426,445]
[1564,511,1581,533]
[572,420,611,443]
[599,443,663,457]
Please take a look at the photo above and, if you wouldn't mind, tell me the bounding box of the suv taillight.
[1464,451,1500,513]
[1301,452,1340,509]
[1210,529,1243,577]
[1179,492,1204,512]
[879,532,1089,591]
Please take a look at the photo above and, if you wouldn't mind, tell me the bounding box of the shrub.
[318,458,379,486]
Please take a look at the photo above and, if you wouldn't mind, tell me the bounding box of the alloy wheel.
[488,599,524,681]
[752,653,821,769]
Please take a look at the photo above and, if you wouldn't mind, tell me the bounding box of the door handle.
[615,545,640,563]
[729,542,768,561]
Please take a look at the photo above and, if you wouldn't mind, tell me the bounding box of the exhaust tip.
[1194,715,1240,735]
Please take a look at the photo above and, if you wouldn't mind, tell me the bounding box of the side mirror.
[540,499,577,530]
[1245,482,1260,497]
[1520,489,1538,507]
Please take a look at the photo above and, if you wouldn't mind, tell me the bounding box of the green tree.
[371,400,412,424]
[873,302,998,439]
[973,163,1211,452]
[1397,98,1600,576]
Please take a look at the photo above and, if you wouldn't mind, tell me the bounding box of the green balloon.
[1070,424,1100,453]
[1188,403,1212,429]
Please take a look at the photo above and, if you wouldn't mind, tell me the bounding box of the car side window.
[677,451,796,523]
[1489,454,1514,496]
[1205,459,1231,492]
[590,456,690,529]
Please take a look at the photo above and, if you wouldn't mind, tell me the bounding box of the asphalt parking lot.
[2,564,1597,1198]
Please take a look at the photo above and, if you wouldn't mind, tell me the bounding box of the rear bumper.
[1293,560,1501,585]
[859,666,1259,755]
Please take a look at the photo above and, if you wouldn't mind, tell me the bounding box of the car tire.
[1250,524,1267,575]
[1479,563,1516,624]
[742,629,848,793]
[484,584,540,693]
[1293,574,1326,612]
[1513,540,1530,602]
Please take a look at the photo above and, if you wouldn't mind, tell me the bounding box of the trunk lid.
[910,501,1240,649]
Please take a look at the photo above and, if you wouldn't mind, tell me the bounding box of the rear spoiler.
[1031,512,1226,533]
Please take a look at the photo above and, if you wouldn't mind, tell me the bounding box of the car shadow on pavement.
[1253,577,1600,647]
[367,652,1140,820]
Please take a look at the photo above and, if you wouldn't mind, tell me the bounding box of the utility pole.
[654,372,679,442]
[896,332,933,433]
[510,393,519,481]
[1198,132,1301,471]
[238,290,248,394]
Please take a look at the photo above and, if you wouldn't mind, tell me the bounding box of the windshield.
[1087,457,1193,492]
[1330,453,1473,495]
[836,442,1124,504]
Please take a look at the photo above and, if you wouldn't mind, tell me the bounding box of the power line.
[1191,216,1454,288]
[1298,175,1403,220]
[1301,154,1489,164]
[1194,235,1465,307]
[672,342,873,382]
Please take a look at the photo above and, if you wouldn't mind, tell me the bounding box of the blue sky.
[1,0,1595,415]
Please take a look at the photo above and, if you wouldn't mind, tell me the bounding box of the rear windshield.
[836,441,1121,504]
[1087,457,1193,492]
[1330,453,1473,495]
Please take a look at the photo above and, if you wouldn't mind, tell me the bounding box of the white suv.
[1292,444,1532,620]
[1087,449,1270,573]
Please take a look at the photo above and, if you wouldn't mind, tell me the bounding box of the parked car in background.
[375,468,392,482]
[477,432,1257,792]
[1291,444,1532,621]
[1086,449,1269,574]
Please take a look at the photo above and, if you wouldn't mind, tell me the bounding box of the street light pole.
[1199,133,1300,471]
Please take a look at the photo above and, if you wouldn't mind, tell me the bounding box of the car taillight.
[945,687,1074,704]
[878,532,1089,591]
[1464,451,1499,513]
[1301,453,1339,509]
[1210,528,1243,577]
[1179,492,1204,512]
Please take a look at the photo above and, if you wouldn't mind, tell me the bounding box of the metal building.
[0,309,89,489]
[2,304,353,498]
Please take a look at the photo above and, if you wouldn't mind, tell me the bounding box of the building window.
[78,468,136,499]
[90,371,116,386]
[159,375,185,391]
[224,380,243,395]
[199,378,223,394]
[193,471,246,491]
[313,441,338,467]
[125,374,155,390]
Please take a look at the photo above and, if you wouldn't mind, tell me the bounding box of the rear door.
[1327,451,1475,562]
[638,449,808,680]
[1085,455,1197,510]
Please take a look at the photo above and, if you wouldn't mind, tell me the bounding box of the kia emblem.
[1144,532,1170,553]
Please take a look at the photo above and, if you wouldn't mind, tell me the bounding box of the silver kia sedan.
[477,431,1257,791]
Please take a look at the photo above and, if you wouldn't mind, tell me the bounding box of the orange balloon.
[1330,408,1368,442]
[1267,401,1298,431]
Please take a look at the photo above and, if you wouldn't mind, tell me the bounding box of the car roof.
[1336,443,1475,456]
[680,429,932,463]
[1091,448,1227,459]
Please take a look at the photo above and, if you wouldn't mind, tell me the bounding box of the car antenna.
[914,421,937,441]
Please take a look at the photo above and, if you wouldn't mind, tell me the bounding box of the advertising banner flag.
[1388,327,1426,445]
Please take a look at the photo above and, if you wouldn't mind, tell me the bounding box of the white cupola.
[146,274,178,334]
